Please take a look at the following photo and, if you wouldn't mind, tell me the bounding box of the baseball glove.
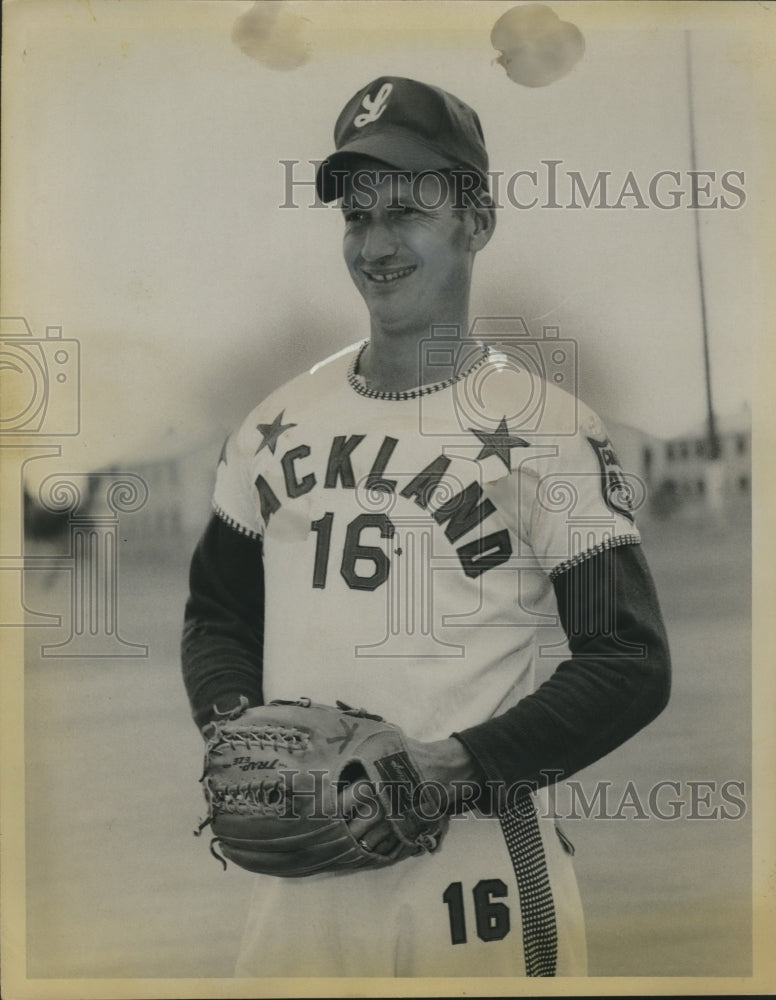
[195,697,448,877]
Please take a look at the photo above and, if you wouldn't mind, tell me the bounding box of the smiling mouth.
[363,266,417,284]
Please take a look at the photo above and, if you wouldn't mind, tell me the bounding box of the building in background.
[119,410,751,546]
[639,407,751,520]
[117,439,220,552]
[590,413,750,523]
[24,411,751,552]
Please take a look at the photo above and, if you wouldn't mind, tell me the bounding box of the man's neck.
[359,327,482,393]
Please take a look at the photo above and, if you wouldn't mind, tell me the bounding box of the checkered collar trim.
[347,340,490,401]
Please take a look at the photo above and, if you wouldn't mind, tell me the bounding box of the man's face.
[341,167,483,337]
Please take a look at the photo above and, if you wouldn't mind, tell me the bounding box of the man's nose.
[361,221,398,262]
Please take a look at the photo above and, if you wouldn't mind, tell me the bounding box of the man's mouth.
[363,265,417,284]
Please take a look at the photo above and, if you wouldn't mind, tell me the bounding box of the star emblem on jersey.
[469,418,530,470]
[256,410,296,455]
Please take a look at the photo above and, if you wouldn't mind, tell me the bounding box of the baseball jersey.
[212,340,639,739]
[185,339,669,978]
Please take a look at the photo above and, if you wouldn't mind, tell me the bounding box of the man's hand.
[341,736,483,857]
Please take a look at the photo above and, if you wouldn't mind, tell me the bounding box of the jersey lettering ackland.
[212,341,640,741]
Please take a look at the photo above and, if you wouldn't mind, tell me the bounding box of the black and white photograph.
[1,1,772,996]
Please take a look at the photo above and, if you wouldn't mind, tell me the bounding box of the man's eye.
[344,210,373,225]
[389,205,419,218]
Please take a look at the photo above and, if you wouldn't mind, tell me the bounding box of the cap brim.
[316,126,458,202]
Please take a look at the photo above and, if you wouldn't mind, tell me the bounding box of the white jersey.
[214,341,639,737]
[212,341,640,977]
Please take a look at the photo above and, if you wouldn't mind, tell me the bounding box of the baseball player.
[182,77,671,977]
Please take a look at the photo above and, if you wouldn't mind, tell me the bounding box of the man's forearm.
[181,514,266,729]
[453,543,671,792]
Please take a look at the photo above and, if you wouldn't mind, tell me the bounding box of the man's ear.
[469,204,496,252]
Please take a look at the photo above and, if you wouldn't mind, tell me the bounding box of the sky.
[2,0,768,477]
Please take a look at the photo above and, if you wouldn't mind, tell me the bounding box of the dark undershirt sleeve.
[454,543,671,792]
[181,514,265,730]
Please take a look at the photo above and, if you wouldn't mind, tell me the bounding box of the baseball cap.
[316,76,490,202]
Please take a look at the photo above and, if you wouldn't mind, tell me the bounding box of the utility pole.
[685,31,720,461]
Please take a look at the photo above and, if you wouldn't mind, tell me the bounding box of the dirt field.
[22,512,751,981]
